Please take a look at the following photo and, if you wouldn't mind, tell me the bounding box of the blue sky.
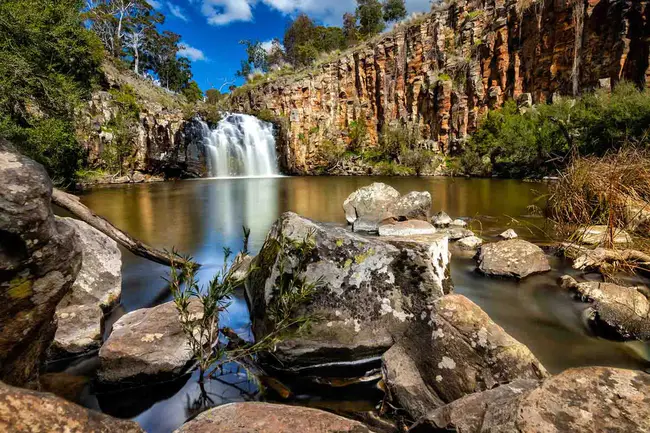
[145,0,433,92]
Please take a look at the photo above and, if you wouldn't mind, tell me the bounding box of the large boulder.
[343,183,431,232]
[477,239,551,279]
[247,212,451,369]
[173,402,373,433]
[98,300,197,385]
[0,380,144,433]
[411,367,650,433]
[0,141,82,386]
[50,217,122,360]
[560,276,650,341]
[383,295,548,419]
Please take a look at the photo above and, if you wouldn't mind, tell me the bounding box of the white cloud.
[146,0,162,8]
[178,43,207,61]
[167,2,190,21]
[201,0,253,25]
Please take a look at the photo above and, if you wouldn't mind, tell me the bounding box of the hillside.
[229,0,649,175]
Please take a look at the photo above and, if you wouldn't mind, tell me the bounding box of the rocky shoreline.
[1,142,649,432]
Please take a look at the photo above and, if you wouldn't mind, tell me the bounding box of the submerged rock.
[382,294,548,418]
[431,211,453,228]
[412,367,650,433]
[50,218,122,360]
[560,276,650,341]
[477,239,550,279]
[0,140,82,386]
[98,301,199,385]
[173,402,373,433]
[0,381,144,433]
[576,225,632,246]
[247,212,451,369]
[378,219,436,237]
[498,229,518,240]
[343,183,432,232]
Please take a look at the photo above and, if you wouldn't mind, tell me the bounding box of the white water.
[200,113,279,178]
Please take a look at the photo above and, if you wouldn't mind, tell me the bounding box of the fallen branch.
[52,188,198,269]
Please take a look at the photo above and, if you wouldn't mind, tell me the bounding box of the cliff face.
[77,63,208,180]
[230,0,650,174]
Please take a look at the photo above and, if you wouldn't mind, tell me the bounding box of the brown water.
[62,176,649,433]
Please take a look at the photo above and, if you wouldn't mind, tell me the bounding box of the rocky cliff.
[230,0,650,174]
[77,63,208,181]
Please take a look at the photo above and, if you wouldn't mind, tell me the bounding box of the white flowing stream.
[200,113,279,178]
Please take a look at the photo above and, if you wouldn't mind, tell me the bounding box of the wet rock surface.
[50,217,122,360]
[383,294,547,416]
[98,301,197,385]
[560,276,650,341]
[0,380,144,433]
[247,212,451,368]
[0,140,82,386]
[477,239,551,279]
[343,183,431,232]
[173,402,373,433]
[412,367,650,433]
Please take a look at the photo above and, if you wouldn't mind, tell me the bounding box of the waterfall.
[200,113,279,178]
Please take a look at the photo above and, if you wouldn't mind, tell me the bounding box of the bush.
[347,117,369,153]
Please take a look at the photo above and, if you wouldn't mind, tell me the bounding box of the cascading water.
[200,113,279,178]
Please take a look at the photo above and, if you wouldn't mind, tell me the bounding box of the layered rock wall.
[230,0,650,174]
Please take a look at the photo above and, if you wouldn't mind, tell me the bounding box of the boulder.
[412,367,650,433]
[382,294,548,417]
[438,226,474,241]
[560,276,650,341]
[431,211,453,227]
[173,402,373,433]
[477,239,550,279]
[50,218,122,360]
[343,184,432,232]
[499,229,518,239]
[98,300,199,385]
[342,182,400,228]
[450,219,467,227]
[0,140,82,386]
[378,219,437,237]
[0,380,144,433]
[456,236,483,251]
[247,212,451,368]
[576,225,632,246]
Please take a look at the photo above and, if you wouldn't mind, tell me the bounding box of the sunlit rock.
[456,235,483,251]
[432,211,453,228]
[499,229,518,239]
[477,239,550,279]
[378,219,436,237]
[576,225,632,246]
[247,212,451,369]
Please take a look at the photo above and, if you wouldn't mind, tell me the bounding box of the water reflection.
[74,176,650,433]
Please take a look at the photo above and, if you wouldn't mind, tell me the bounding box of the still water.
[65,176,649,433]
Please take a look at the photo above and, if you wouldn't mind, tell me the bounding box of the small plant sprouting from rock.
[167,227,320,387]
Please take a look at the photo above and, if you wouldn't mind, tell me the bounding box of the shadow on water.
[53,176,650,433]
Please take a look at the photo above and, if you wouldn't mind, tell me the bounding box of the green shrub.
[348,117,369,153]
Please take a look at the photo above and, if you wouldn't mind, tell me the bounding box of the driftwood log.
[52,188,198,269]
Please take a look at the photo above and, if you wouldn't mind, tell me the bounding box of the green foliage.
[205,89,222,105]
[182,80,204,103]
[109,85,141,118]
[348,117,369,153]
[463,83,650,178]
[254,109,278,124]
[0,0,104,185]
[357,0,385,36]
[237,40,269,78]
[383,0,407,23]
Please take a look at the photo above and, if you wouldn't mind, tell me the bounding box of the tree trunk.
[52,188,198,269]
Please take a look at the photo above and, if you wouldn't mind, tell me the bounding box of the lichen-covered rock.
[412,367,650,433]
[247,212,451,368]
[0,380,144,433]
[383,294,547,414]
[477,239,550,279]
[343,182,400,227]
[0,140,82,386]
[560,276,650,341]
[392,191,432,221]
[456,236,483,251]
[98,301,198,385]
[378,219,436,237]
[437,226,474,241]
[173,402,373,433]
[431,211,453,228]
[50,217,122,360]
